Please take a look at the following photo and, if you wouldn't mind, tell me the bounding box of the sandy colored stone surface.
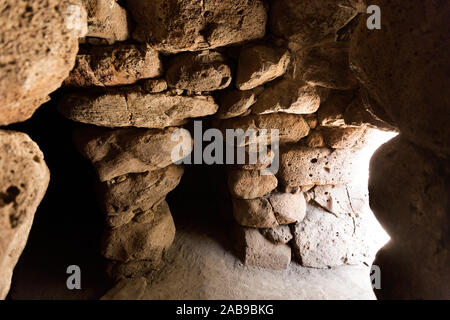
[75,127,193,181]
[260,225,293,245]
[268,192,306,225]
[236,45,290,90]
[103,165,184,217]
[278,145,362,188]
[0,0,86,126]
[227,169,277,199]
[251,79,321,115]
[59,89,218,129]
[102,203,176,263]
[0,130,50,299]
[215,90,256,120]
[166,51,231,92]
[82,0,129,42]
[101,277,147,300]
[65,45,162,87]
[234,226,291,270]
[126,0,267,53]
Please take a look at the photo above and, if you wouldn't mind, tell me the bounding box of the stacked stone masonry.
[0,0,448,299]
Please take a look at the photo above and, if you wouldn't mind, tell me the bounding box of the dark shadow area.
[6,91,110,300]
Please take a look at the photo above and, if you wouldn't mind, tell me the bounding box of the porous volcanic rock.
[0,131,50,299]
[227,169,278,200]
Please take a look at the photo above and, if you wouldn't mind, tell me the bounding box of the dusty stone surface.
[369,136,450,299]
[268,192,306,225]
[0,0,87,126]
[215,90,256,119]
[236,45,290,90]
[126,0,267,53]
[65,45,162,87]
[103,165,184,217]
[75,127,193,181]
[137,220,376,299]
[232,197,277,228]
[278,145,362,188]
[349,0,450,157]
[234,226,291,270]
[301,42,357,90]
[307,184,368,216]
[304,130,325,148]
[227,169,277,199]
[0,131,50,299]
[82,0,129,42]
[251,79,321,115]
[166,51,232,92]
[59,89,218,129]
[321,126,368,149]
[141,79,168,93]
[101,277,147,300]
[270,0,359,50]
[237,148,275,171]
[291,204,378,268]
[219,113,310,146]
[260,225,293,245]
[102,204,176,263]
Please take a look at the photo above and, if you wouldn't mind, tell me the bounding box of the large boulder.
[349,1,450,158]
[126,0,267,53]
[0,0,87,126]
[0,131,50,299]
[369,136,450,299]
[59,89,218,129]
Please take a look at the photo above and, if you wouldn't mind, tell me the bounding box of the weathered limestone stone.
[236,45,290,90]
[101,277,147,300]
[303,114,318,129]
[141,79,168,93]
[234,226,291,270]
[369,136,450,299]
[237,147,275,171]
[232,198,278,228]
[102,204,176,263]
[75,127,193,181]
[291,204,373,268]
[219,113,310,146]
[0,0,87,126]
[321,126,368,149]
[349,0,450,157]
[126,0,267,53]
[301,42,357,90]
[227,169,277,200]
[278,145,362,188]
[304,130,325,148]
[103,165,184,216]
[65,45,162,87]
[59,89,218,129]
[82,0,129,42]
[260,225,293,245]
[0,131,50,299]
[268,192,306,225]
[270,0,359,50]
[307,184,368,216]
[215,90,256,119]
[317,90,354,127]
[166,51,232,92]
[251,79,321,115]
